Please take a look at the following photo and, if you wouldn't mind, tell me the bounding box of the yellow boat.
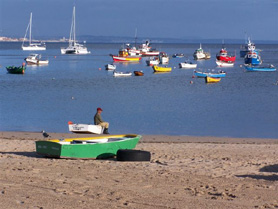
[205,76,221,83]
[153,65,172,72]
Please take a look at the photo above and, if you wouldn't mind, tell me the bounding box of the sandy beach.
[0,132,278,209]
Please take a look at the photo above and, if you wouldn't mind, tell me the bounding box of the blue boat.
[240,37,257,58]
[244,50,262,66]
[245,65,276,72]
[194,70,226,78]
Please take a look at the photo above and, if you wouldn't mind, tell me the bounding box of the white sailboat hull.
[22,46,46,51]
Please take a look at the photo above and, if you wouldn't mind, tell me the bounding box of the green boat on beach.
[6,65,26,74]
[36,134,141,159]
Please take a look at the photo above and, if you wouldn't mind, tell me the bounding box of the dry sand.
[0,131,278,209]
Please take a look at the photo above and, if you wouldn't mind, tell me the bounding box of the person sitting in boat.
[94,107,110,134]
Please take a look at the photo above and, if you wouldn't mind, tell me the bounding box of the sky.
[0,0,278,41]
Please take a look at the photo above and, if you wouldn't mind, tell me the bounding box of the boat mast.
[29,12,32,45]
[134,28,137,48]
[73,6,76,46]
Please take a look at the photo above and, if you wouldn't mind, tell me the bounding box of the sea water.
[0,42,278,138]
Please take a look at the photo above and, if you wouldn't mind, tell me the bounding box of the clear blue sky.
[0,0,278,40]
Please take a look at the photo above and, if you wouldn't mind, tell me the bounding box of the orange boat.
[111,50,141,62]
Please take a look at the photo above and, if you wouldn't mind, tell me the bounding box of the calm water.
[0,42,278,138]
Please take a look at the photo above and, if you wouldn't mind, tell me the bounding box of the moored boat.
[244,50,262,66]
[111,50,141,62]
[153,65,172,72]
[35,134,141,159]
[216,48,236,62]
[194,70,226,78]
[240,37,257,58]
[245,64,276,72]
[193,44,210,60]
[159,52,169,64]
[216,60,234,67]
[179,61,197,69]
[172,53,184,58]
[146,57,160,66]
[25,54,49,65]
[6,64,26,74]
[22,13,46,51]
[105,64,116,70]
[205,77,221,83]
[113,71,132,77]
[134,71,144,76]
[61,7,90,55]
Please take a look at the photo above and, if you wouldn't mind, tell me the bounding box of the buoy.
[52,78,55,80]
[190,81,193,84]
[99,68,101,71]
[192,75,195,78]
[54,56,56,58]
[71,96,75,100]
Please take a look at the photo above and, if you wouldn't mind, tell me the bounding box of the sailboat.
[22,13,46,51]
[61,6,90,55]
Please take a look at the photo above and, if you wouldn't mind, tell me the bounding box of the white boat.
[61,7,90,55]
[193,44,210,60]
[146,57,160,66]
[216,60,234,67]
[179,61,197,69]
[113,71,132,77]
[68,123,103,134]
[159,52,169,64]
[22,13,46,51]
[25,54,49,65]
[105,64,116,70]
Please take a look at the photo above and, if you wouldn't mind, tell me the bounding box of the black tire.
[116,149,151,162]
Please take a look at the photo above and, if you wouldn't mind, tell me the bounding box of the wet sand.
[0,131,278,209]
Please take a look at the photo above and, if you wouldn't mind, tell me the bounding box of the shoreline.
[1,131,278,144]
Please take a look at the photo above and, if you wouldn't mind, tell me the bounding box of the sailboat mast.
[134,28,137,48]
[30,13,32,45]
[73,6,76,45]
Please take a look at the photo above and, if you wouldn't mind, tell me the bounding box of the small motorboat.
[113,71,132,77]
[6,64,26,74]
[194,70,226,78]
[36,134,141,159]
[172,53,184,58]
[25,54,49,65]
[179,61,197,69]
[244,50,262,66]
[105,64,116,70]
[216,60,234,67]
[146,57,160,66]
[245,64,276,72]
[153,65,172,72]
[134,71,144,76]
[205,77,221,83]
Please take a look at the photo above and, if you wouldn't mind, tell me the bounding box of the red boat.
[216,48,236,62]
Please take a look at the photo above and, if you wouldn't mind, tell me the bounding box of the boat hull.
[112,56,141,62]
[245,66,277,72]
[36,134,141,159]
[216,60,234,67]
[113,72,132,77]
[194,70,226,78]
[179,63,197,68]
[69,124,103,134]
[205,77,221,83]
[6,66,25,74]
[134,71,144,76]
[22,46,46,51]
[153,65,172,72]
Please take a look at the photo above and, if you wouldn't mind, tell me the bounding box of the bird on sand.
[41,130,50,138]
